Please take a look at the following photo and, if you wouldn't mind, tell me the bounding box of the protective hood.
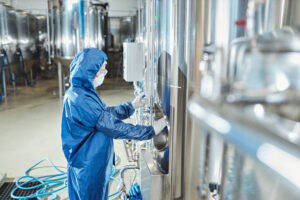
[69,48,107,90]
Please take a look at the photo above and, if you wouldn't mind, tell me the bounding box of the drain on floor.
[0,182,41,200]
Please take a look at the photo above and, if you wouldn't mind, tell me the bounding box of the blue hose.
[10,158,67,200]
[11,158,123,199]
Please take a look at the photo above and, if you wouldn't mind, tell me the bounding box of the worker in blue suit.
[61,48,167,200]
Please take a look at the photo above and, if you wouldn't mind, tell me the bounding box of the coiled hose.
[10,158,67,200]
[10,158,123,200]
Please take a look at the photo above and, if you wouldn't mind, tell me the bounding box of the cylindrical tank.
[85,4,98,48]
[60,0,78,59]
[15,10,37,61]
[54,6,61,57]
[0,3,18,64]
[120,16,136,43]
[96,6,105,50]
[47,0,60,58]
[264,0,300,33]
[59,0,107,60]
[36,14,48,66]
[36,15,47,48]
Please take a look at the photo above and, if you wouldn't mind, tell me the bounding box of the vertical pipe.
[79,0,85,50]
[2,66,6,98]
[58,61,63,98]
[138,0,141,42]
[46,5,51,64]
[79,0,85,39]
[50,1,55,58]
[183,0,205,199]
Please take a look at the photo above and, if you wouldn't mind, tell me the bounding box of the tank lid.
[35,14,47,19]
[0,2,13,8]
[15,9,30,14]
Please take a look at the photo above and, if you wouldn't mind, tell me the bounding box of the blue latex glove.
[128,184,142,200]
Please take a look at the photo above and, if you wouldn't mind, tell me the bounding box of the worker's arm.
[105,102,135,120]
[96,111,154,140]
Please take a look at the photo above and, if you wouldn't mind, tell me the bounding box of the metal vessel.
[36,15,48,67]
[184,0,300,199]
[48,0,108,97]
[0,3,18,65]
[15,10,38,64]
[59,0,107,60]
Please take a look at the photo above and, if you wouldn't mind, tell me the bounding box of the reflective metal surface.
[120,16,136,43]
[59,0,107,60]
[0,3,18,64]
[15,10,37,61]
[36,15,47,49]
[156,0,173,119]
[60,0,79,59]
[96,6,105,50]
[264,0,300,33]
[233,38,300,95]
[183,0,205,199]
[109,16,137,50]
[188,95,300,200]
[36,15,48,67]
[140,150,165,200]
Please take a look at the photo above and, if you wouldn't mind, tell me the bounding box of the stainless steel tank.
[15,10,35,61]
[59,0,107,62]
[36,15,47,48]
[60,0,79,59]
[264,0,300,33]
[96,6,105,50]
[36,15,48,67]
[0,3,18,65]
[47,0,61,58]
[120,16,136,43]
[54,6,61,57]
[84,4,98,48]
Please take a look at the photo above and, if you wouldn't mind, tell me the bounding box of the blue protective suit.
[61,48,155,200]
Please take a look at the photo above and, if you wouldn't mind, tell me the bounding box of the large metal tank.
[15,10,37,61]
[36,15,47,48]
[58,0,107,65]
[0,3,18,65]
[36,15,48,67]
[85,4,98,48]
[96,6,105,50]
[264,0,300,33]
[120,16,136,43]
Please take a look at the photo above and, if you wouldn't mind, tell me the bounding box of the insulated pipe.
[79,0,85,40]
[46,4,51,64]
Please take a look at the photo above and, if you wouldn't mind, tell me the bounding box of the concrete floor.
[0,79,136,199]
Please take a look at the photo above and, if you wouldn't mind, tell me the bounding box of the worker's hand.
[132,93,147,109]
[153,118,168,135]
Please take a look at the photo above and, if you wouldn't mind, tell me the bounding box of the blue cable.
[11,158,123,199]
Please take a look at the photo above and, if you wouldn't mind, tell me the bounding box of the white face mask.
[93,69,108,88]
